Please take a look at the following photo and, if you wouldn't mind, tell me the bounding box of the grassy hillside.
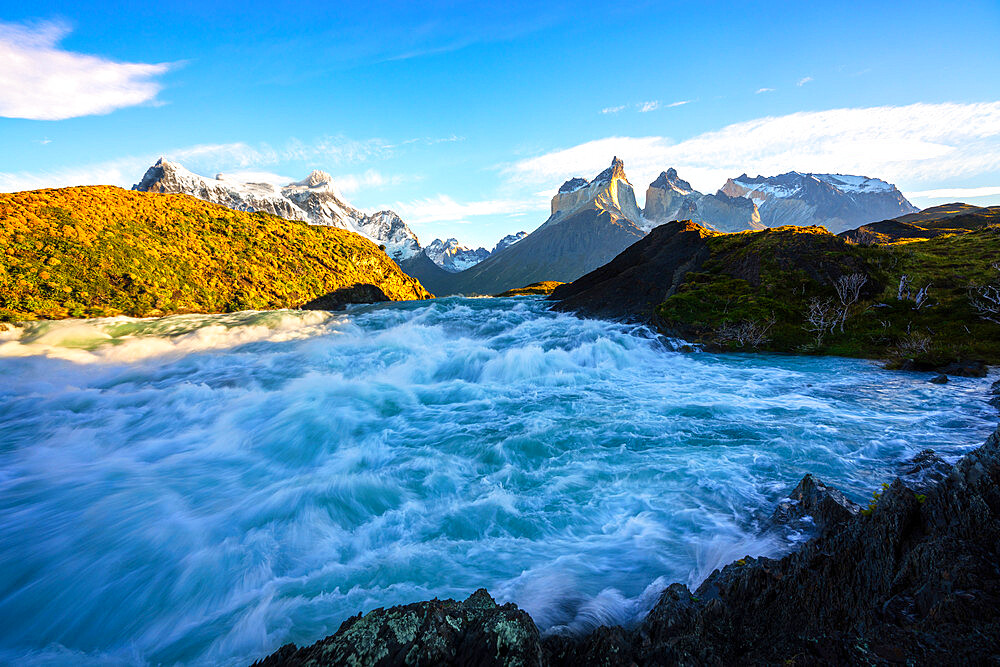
[494,281,565,297]
[654,223,1000,365]
[0,186,431,321]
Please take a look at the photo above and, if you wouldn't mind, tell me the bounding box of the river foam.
[0,297,995,665]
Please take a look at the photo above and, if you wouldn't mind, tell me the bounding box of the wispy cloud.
[601,105,626,115]
[0,20,171,120]
[755,87,775,94]
[797,76,813,87]
[908,186,1000,199]
[393,194,547,224]
[0,137,396,193]
[505,102,1000,196]
[638,101,660,113]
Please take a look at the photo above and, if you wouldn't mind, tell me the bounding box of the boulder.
[930,374,949,384]
[936,360,988,377]
[766,473,861,536]
[898,449,951,493]
[252,589,542,667]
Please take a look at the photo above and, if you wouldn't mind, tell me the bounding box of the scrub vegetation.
[0,186,430,321]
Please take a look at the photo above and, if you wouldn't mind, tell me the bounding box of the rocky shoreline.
[253,383,1000,666]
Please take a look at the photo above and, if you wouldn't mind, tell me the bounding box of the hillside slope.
[552,218,1000,365]
[426,157,646,295]
[0,186,431,321]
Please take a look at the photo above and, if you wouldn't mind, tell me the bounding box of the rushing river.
[0,297,996,665]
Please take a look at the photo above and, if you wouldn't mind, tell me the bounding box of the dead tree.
[834,273,868,331]
[970,263,1000,324]
[717,317,776,349]
[804,298,837,346]
[897,274,912,301]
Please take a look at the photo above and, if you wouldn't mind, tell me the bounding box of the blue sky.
[1,0,999,248]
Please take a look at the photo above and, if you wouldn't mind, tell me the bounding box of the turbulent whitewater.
[0,298,996,666]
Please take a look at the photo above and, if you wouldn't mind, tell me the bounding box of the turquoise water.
[0,297,995,665]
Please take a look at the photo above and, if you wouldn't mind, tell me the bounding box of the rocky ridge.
[133,159,422,260]
[254,422,1000,665]
[644,168,763,232]
[720,171,918,233]
[423,238,491,273]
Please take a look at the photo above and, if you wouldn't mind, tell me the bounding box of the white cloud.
[601,105,626,115]
[639,101,660,113]
[0,137,396,193]
[217,170,295,186]
[667,100,691,108]
[797,76,813,87]
[908,186,1000,199]
[505,102,1000,197]
[0,20,171,120]
[393,194,547,224]
[755,87,775,94]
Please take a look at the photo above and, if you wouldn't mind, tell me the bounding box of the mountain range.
[133,157,920,297]
[133,159,528,274]
[720,171,918,232]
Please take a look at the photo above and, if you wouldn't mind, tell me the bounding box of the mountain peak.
[559,177,589,194]
[649,168,693,194]
[593,156,628,185]
[293,170,333,188]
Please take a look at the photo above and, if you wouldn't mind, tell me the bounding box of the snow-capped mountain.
[644,168,763,232]
[492,231,527,254]
[719,171,918,233]
[423,238,491,273]
[133,159,421,260]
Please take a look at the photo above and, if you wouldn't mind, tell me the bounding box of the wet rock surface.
[253,425,1000,666]
[766,473,861,536]
[252,589,542,667]
[301,284,391,310]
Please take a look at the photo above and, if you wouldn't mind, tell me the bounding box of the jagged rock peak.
[593,156,628,185]
[650,168,694,193]
[559,177,589,193]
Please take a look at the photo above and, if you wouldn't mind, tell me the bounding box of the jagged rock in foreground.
[252,589,542,667]
[766,473,861,537]
[254,426,1000,666]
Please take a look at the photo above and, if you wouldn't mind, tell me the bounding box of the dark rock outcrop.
[766,473,861,536]
[252,589,542,667]
[301,284,391,310]
[899,449,951,494]
[937,360,988,378]
[549,220,715,322]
